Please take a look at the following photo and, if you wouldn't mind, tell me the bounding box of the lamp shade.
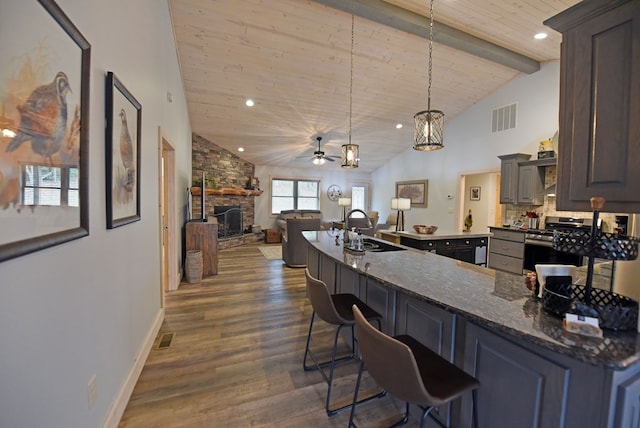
[338,197,352,207]
[398,198,411,210]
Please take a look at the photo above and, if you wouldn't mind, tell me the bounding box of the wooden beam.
[312,0,541,74]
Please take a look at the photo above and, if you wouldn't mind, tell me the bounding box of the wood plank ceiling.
[169,0,579,173]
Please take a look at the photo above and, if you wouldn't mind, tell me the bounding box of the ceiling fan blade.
[324,156,335,162]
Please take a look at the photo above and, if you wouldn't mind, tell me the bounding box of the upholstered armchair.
[282,217,322,268]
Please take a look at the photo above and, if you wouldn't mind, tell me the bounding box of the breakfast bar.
[304,231,640,428]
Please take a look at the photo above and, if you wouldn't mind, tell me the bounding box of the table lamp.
[338,197,351,222]
[391,198,411,231]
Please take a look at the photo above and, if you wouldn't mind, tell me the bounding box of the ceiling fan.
[309,136,340,165]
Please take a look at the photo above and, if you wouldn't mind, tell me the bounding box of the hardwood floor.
[118,242,414,427]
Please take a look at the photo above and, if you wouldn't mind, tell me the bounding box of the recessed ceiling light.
[238,147,245,152]
[395,123,403,129]
[245,99,254,107]
[534,32,548,40]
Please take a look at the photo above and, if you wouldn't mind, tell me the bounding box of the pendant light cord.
[349,0,355,145]
[427,0,434,112]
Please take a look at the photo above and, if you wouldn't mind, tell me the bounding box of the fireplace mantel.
[190,187,263,197]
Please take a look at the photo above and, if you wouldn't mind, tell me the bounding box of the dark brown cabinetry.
[545,0,640,212]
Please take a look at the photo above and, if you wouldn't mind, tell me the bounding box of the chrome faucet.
[344,209,372,245]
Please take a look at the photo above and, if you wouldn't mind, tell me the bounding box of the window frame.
[271,177,321,215]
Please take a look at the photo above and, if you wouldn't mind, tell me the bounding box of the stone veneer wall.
[191,133,257,231]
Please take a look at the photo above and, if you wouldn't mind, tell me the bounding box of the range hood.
[544,183,556,196]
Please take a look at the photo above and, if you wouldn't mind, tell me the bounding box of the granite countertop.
[383,230,492,240]
[303,231,640,369]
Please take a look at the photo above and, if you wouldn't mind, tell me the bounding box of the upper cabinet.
[499,154,552,205]
[545,0,640,213]
[499,153,530,204]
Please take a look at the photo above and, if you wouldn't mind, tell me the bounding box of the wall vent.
[492,103,517,132]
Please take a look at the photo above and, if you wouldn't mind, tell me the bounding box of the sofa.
[281,217,322,267]
[276,210,324,268]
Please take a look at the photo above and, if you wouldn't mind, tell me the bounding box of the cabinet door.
[499,157,519,204]
[615,372,640,428]
[396,293,456,426]
[499,154,530,204]
[363,278,396,335]
[546,1,640,212]
[517,164,544,205]
[464,323,571,428]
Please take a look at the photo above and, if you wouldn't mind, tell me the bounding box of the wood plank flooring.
[118,242,416,427]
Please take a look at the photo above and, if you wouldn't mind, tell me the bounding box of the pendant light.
[413,0,444,151]
[341,2,359,168]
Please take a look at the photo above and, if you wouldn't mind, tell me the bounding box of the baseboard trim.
[103,308,165,428]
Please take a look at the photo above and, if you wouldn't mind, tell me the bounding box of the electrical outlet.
[88,374,97,407]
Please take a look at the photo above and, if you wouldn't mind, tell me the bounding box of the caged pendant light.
[341,1,359,168]
[413,0,444,151]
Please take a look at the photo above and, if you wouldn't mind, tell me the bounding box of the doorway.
[159,128,178,298]
[458,171,501,232]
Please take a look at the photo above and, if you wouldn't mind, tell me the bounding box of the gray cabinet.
[615,372,640,427]
[517,162,545,205]
[545,1,640,213]
[362,277,396,335]
[464,323,571,428]
[396,293,457,426]
[488,228,524,274]
[498,153,530,204]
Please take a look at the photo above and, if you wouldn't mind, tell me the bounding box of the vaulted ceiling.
[169,0,579,173]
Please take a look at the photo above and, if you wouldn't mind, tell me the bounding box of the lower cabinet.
[399,236,488,265]
[396,293,457,427]
[362,277,396,335]
[464,323,571,427]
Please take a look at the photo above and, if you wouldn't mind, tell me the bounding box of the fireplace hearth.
[213,205,243,238]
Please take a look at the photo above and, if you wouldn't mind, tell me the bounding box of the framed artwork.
[105,72,141,229]
[0,0,91,262]
[396,180,428,208]
[470,186,481,201]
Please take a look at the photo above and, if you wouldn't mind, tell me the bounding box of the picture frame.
[0,0,91,262]
[396,180,428,208]
[470,186,481,201]
[105,71,142,229]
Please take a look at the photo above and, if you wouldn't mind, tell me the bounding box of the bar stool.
[349,304,480,428]
[302,268,385,416]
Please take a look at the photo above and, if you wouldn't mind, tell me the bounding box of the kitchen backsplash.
[503,165,619,232]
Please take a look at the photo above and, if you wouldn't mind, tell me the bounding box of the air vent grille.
[492,103,517,132]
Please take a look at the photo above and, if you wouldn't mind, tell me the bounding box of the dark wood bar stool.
[302,268,385,416]
[349,304,480,428]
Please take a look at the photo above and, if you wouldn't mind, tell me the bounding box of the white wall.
[0,1,191,427]
[372,61,561,231]
[254,165,371,229]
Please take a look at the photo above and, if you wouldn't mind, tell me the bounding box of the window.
[271,178,320,214]
[21,164,79,207]
[349,184,369,217]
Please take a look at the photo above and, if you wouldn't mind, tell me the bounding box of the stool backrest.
[352,304,433,405]
[305,268,346,325]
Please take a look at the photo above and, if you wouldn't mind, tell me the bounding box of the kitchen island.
[378,229,490,266]
[303,231,640,427]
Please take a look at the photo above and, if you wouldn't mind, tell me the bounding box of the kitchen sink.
[362,238,406,252]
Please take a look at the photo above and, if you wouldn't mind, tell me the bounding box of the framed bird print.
[105,72,141,229]
[0,0,90,262]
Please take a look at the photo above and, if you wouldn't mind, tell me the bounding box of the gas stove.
[525,216,600,244]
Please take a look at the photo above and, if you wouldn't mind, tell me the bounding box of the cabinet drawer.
[491,229,525,242]
[488,253,523,275]
[490,239,524,257]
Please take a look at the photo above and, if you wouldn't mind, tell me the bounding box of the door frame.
[158,127,179,298]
